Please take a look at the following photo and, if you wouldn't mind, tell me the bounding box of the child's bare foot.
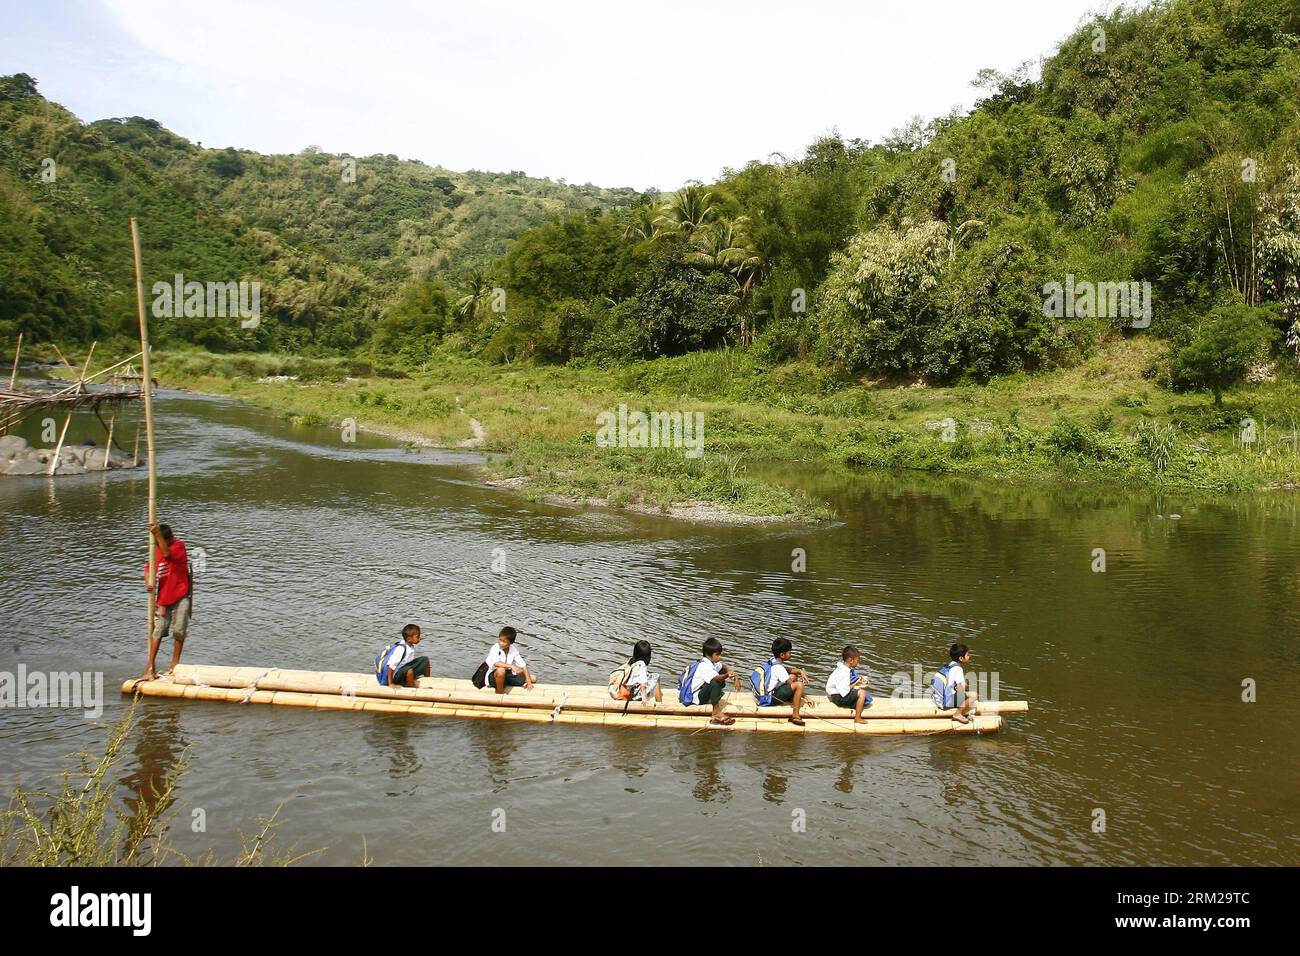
[141,670,155,682]
[788,716,805,726]
[953,714,971,724]
[710,715,735,726]
[854,716,867,724]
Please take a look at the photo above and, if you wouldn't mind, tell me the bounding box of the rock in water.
[81,448,108,469]
[3,458,46,475]
[0,435,28,461]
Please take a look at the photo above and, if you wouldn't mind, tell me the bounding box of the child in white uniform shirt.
[610,639,663,703]
[484,626,537,693]
[765,637,809,725]
[683,637,736,726]
[931,643,978,723]
[825,644,871,723]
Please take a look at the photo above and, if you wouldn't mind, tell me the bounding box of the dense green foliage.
[1172,304,1279,403]
[3,0,1299,399]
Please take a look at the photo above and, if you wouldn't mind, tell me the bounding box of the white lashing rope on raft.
[550,691,567,721]
[240,668,278,704]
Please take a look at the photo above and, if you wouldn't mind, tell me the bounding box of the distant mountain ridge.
[0,76,644,351]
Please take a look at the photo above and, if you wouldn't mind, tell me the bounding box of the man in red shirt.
[142,521,192,681]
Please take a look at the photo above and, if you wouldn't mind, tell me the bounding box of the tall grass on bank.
[1,702,325,867]
[141,345,1300,513]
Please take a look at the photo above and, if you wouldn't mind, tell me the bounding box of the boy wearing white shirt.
[825,645,871,723]
[485,626,537,693]
[683,637,736,726]
[376,623,430,687]
[766,638,809,726]
[932,643,978,724]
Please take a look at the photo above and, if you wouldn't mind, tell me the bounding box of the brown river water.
[1,389,1297,865]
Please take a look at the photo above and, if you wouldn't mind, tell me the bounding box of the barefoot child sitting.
[754,638,809,726]
[375,623,431,687]
[826,645,871,723]
[484,626,537,693]
[679,637,736,726]
[931,643,979,723]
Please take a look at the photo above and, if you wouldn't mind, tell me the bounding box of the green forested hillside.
[447,0,1299,390]
[0,75,642,353]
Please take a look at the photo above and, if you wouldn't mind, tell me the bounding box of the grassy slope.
[133,341,1300,524]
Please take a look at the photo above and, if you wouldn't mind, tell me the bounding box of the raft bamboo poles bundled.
[123,665,1025,735]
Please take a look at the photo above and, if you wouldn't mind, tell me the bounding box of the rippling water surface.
[1,390,1297,865]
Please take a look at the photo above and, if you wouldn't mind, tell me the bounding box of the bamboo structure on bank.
[131,217,158,648]
[0,350,143,435]
[123,665,1026,735]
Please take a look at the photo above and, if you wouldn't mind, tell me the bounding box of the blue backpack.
[375,641,403,686]
[678,660,703,706]
[750,658,778,706]
[930,663,956,708]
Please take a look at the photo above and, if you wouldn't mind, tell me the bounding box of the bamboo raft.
[122,665,1027,735]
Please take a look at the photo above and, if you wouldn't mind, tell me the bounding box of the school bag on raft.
[750,658,778,706]
[375,641,404,686]
[930,662,956,708]
[608,661,634,700]
[677,660,703,706]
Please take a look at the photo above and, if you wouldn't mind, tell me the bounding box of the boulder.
[0,435,28,461]
[82,448,110,469]
[53,457,86,475]
[3,458,46,476]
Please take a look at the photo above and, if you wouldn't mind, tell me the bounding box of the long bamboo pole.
[75,340,96,395]
[102,415,115,471]
[8,332,21,390]
[131,218,158,647]
[48,411,72,477]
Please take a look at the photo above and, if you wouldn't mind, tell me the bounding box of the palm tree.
[687,217,750,270]
[686,215,769,346]
[655,184,720,238]
[455,269,493,322]
[622,204,661,243]
[726,222,767,347]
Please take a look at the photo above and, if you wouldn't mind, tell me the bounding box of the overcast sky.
[5,0,1110,191]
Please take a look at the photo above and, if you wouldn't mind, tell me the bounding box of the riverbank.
[144,351,835,523]
[83,341,1300,519]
